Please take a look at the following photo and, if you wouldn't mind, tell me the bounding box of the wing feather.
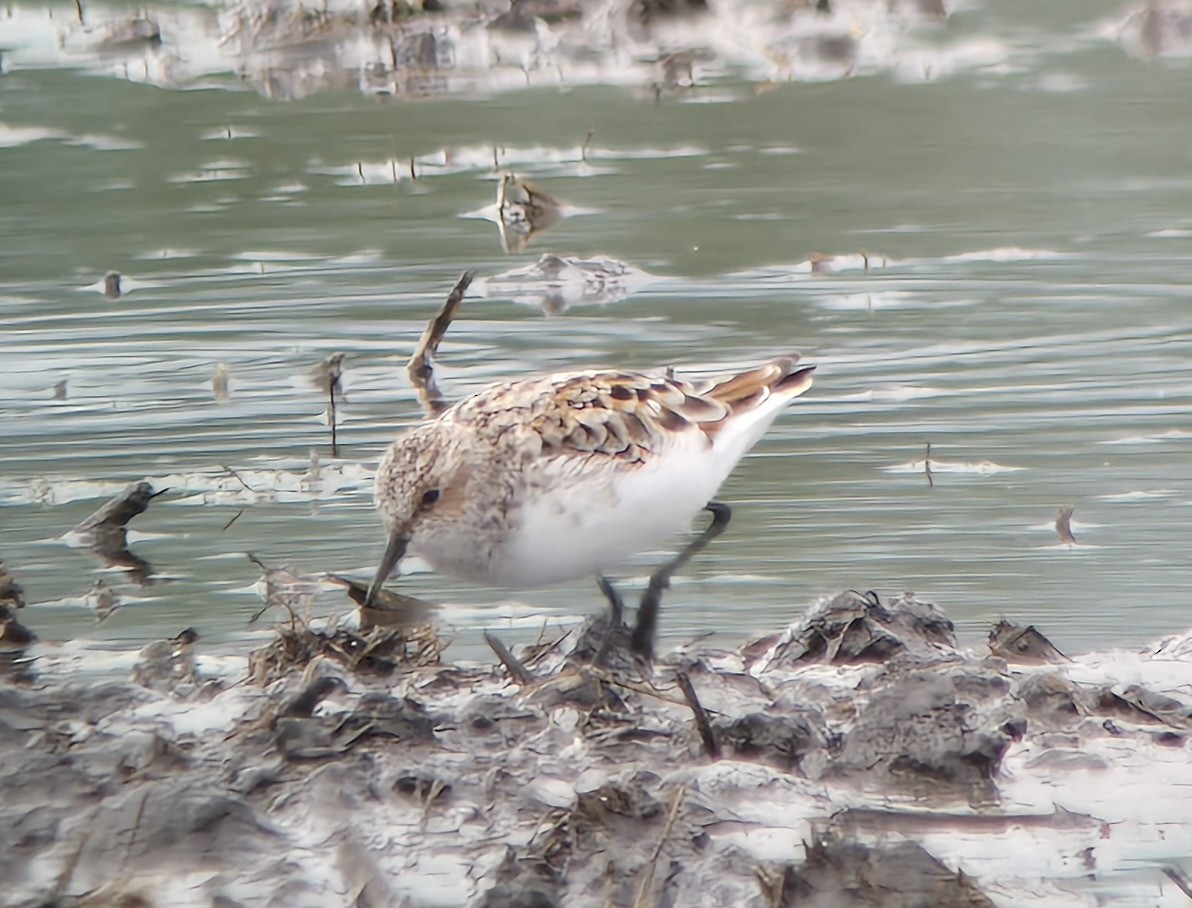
[448,356,813,467]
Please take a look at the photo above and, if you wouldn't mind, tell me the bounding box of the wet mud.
[4,590,1192,906]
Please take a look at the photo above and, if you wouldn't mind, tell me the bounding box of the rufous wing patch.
[702,357,791,405]
[693,356,812,436]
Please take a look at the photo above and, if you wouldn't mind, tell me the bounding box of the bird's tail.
[694,355,815,467]
[701,355,814,409]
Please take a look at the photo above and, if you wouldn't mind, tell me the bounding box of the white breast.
[491,439,724,587]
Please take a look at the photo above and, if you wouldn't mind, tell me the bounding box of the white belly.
[491,446,724,587]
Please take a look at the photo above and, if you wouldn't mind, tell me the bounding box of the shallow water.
[2,0,1191,666]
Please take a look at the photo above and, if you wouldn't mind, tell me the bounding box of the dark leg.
[596,574,625,627]
[593,574,626,665]
[631,501,732,659]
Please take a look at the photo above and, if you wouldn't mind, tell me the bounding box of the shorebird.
[366,355,815,657]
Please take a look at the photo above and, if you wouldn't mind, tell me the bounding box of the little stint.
[367,355,815,656]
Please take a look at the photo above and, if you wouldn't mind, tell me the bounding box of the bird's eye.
[420,488,441,508]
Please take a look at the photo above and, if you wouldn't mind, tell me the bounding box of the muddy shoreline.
[5,590,1192,906]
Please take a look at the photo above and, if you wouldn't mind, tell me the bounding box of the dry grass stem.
[676,672,720,758]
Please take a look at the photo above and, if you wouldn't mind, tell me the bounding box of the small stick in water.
[408,272,473,418]
[924,442,934,488]
[308,353,345,457]
[222,464,260,494]
[328,374,339,457]
[103,271,122,300]
[1055,506,1076,546]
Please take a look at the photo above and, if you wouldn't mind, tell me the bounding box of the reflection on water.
[1,1,1191,671]
[476,253,659,314]
[0,0,1024,100]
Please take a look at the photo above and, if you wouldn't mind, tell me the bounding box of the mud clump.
[988,619,1067,664]
[831,663,1019,797]
[751,589,959,669]
[780,836,996,908]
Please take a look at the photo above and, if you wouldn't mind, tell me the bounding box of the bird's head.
[366,424,469,605]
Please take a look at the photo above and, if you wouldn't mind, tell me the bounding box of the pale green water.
[2,0,1190,663]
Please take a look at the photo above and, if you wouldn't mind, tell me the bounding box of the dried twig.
[632,785,687,908]
[246,553,313,630]
[485,631,535,685]
[598,674,687,707]
[407,272,474,418]
[924,442,934,488]
[675,672,720,758]
[222,465,260,494]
